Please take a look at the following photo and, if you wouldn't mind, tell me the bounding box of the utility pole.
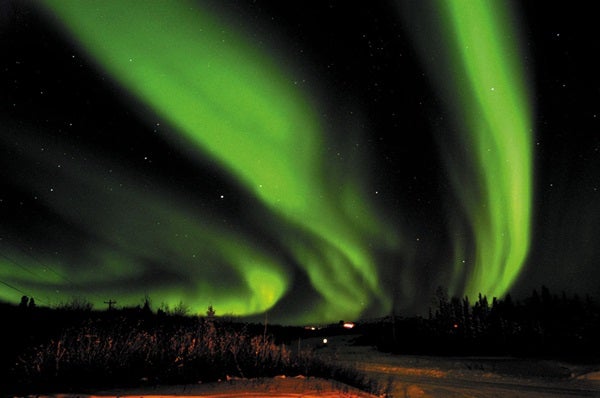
[104,299,117,311]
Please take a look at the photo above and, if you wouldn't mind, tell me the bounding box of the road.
[310,334,600,398]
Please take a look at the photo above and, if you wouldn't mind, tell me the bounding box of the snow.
[42,376,378,398]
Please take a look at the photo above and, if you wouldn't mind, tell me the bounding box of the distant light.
[343,321,355,329]
[322,338,328,344]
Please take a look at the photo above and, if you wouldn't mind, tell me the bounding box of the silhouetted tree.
[462,295,472,338]
[19,296,28,309]
[173,300,189,316]
[207,304,216,318]
[142,295,152,314]
[366,285,600,359]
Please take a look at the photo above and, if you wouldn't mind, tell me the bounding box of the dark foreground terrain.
[3,286,600,396]
[30,335,600,398]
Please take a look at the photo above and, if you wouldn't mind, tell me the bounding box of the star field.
[1,0,599,324]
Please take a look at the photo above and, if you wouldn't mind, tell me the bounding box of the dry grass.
[11,316,382,396]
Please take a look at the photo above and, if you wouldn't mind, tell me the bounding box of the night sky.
[1,0,599,325]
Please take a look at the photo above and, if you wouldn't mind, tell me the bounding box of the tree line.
[359,285,600,361]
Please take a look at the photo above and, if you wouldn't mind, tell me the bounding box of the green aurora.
[1,124,291,316]
[1,0,532,323]
[25,0,401,323]
[400,0,532,299]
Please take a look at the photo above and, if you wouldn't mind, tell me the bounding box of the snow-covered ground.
[41,377,378,398]
[37,334,600,398]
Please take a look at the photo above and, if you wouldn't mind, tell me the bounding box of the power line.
[0,252,50,303]
[3,238,106,303]
[0,252,42,279]
[0,278,46,304]
[1,246,89,305]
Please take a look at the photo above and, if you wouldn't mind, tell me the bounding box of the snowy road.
[312,334,600,398]
[357,362,600,397]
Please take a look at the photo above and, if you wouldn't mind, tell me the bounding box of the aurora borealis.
[399,1,533,300]
[2,1,599,324]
